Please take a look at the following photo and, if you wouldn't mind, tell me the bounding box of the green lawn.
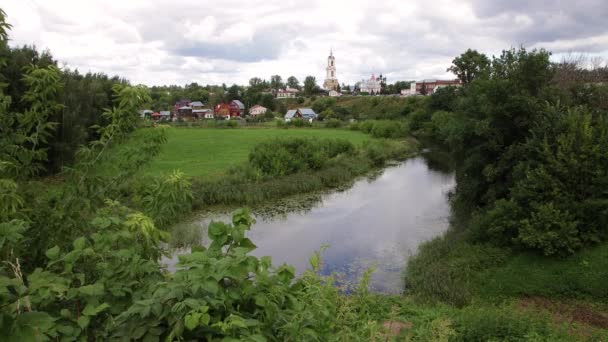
[145,127,372,178]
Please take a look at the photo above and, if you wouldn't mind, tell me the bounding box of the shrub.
[370,120,407,138]
[248,137,355,177]
[324,118,342,128]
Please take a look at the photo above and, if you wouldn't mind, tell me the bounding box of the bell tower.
[323,49,339,91]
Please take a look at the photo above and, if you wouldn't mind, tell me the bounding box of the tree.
[447,48,490,85]
[286,76,300,90]
[270,75,284,90]
[227,84,241,101]
[419,81,428,96]
[378,74,387,94]
[249,77,263,88]
[303,76,317,96]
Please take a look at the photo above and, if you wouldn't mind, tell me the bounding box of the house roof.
[190,101,204,107]
[160,111,171,116]
[192,109,211,113]
[231,100,245,109]
[250,104,266,109]
[298,108,317,117]
[178,106,191,110]
[285,109,297,119]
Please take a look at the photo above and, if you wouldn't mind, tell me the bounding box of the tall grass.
[191,138,416,207]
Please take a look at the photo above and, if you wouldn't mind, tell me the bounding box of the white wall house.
[277,87,299,99]
[249,105,268,116]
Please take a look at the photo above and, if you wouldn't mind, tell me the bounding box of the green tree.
[447,48,490,85]
[286,75,300,89]
[270,75,284,90]
[226,84,241,101]
[303,76,317,96]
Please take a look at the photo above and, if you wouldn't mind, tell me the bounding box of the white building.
[359,74,382,94]
[322,49,339,91]
[277,87,299,99]
[401,82,417,96]
[249,105,268,116]
[329,90,341,97]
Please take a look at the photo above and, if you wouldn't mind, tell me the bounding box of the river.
[169,155,455,293]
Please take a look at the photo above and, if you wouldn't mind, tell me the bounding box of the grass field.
[144,127,373,178]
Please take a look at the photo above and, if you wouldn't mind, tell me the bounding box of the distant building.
[328,90,341,97]
[177,106,194,120]
[140,109,153,118]
[277,87,299,99]
[284,108,317,122]
[190,101,204,109]
[249,105,268,116]
[415,79,462,95]
[214,103,231,119]
[229,100,245,117]
[159,111,171,121]
[359,74,382,94]
[323,49,339,91]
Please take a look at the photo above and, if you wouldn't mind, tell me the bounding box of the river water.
[169,155,455,293]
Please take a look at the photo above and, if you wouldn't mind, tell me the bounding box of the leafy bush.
[248,137,354,177]
[324,118,342,128]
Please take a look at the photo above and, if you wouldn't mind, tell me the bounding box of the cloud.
[3,0,608,86]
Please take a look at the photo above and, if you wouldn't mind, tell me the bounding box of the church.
[359,74,382,94]
[322,49,339,91]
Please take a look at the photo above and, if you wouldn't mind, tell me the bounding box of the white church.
[359,74,382,94]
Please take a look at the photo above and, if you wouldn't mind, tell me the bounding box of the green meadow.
[144,127,372,178]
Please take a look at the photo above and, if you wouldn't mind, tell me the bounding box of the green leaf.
[82,303,110,317]
[73,236,86,250]
[208,222,226,239]
[45,245,60,260]
[77,316,90,329]
[78,283,104,297]
[184,312,200,330]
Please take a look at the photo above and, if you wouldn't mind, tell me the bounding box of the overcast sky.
[3,0,608,86]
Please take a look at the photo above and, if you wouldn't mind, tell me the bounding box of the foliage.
[324,118,342,128]
[249,137,355,177]
[0,64,62,178]
[137,170,193,229]
[447,48,490,85]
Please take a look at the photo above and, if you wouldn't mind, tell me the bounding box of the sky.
[3,0,608,86]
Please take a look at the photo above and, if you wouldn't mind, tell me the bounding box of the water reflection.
[172,156,455,294]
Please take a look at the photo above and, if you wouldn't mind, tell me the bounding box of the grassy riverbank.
[144,127,371,179]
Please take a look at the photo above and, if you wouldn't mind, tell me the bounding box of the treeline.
[0,43,128,173]
[403,47,608,309]
[414,47,608,256]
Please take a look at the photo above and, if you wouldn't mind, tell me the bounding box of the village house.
[284,108,317,122]
[229,100,245,117]
[276,87,299,99]
[140,109,153,118]
[177,105,194,120]
[249,105,268,117]
[189,101,210,119]
[214,103,231,119]
[159,110,171,121]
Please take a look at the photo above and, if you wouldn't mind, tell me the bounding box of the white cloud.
[3,0,608,86]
